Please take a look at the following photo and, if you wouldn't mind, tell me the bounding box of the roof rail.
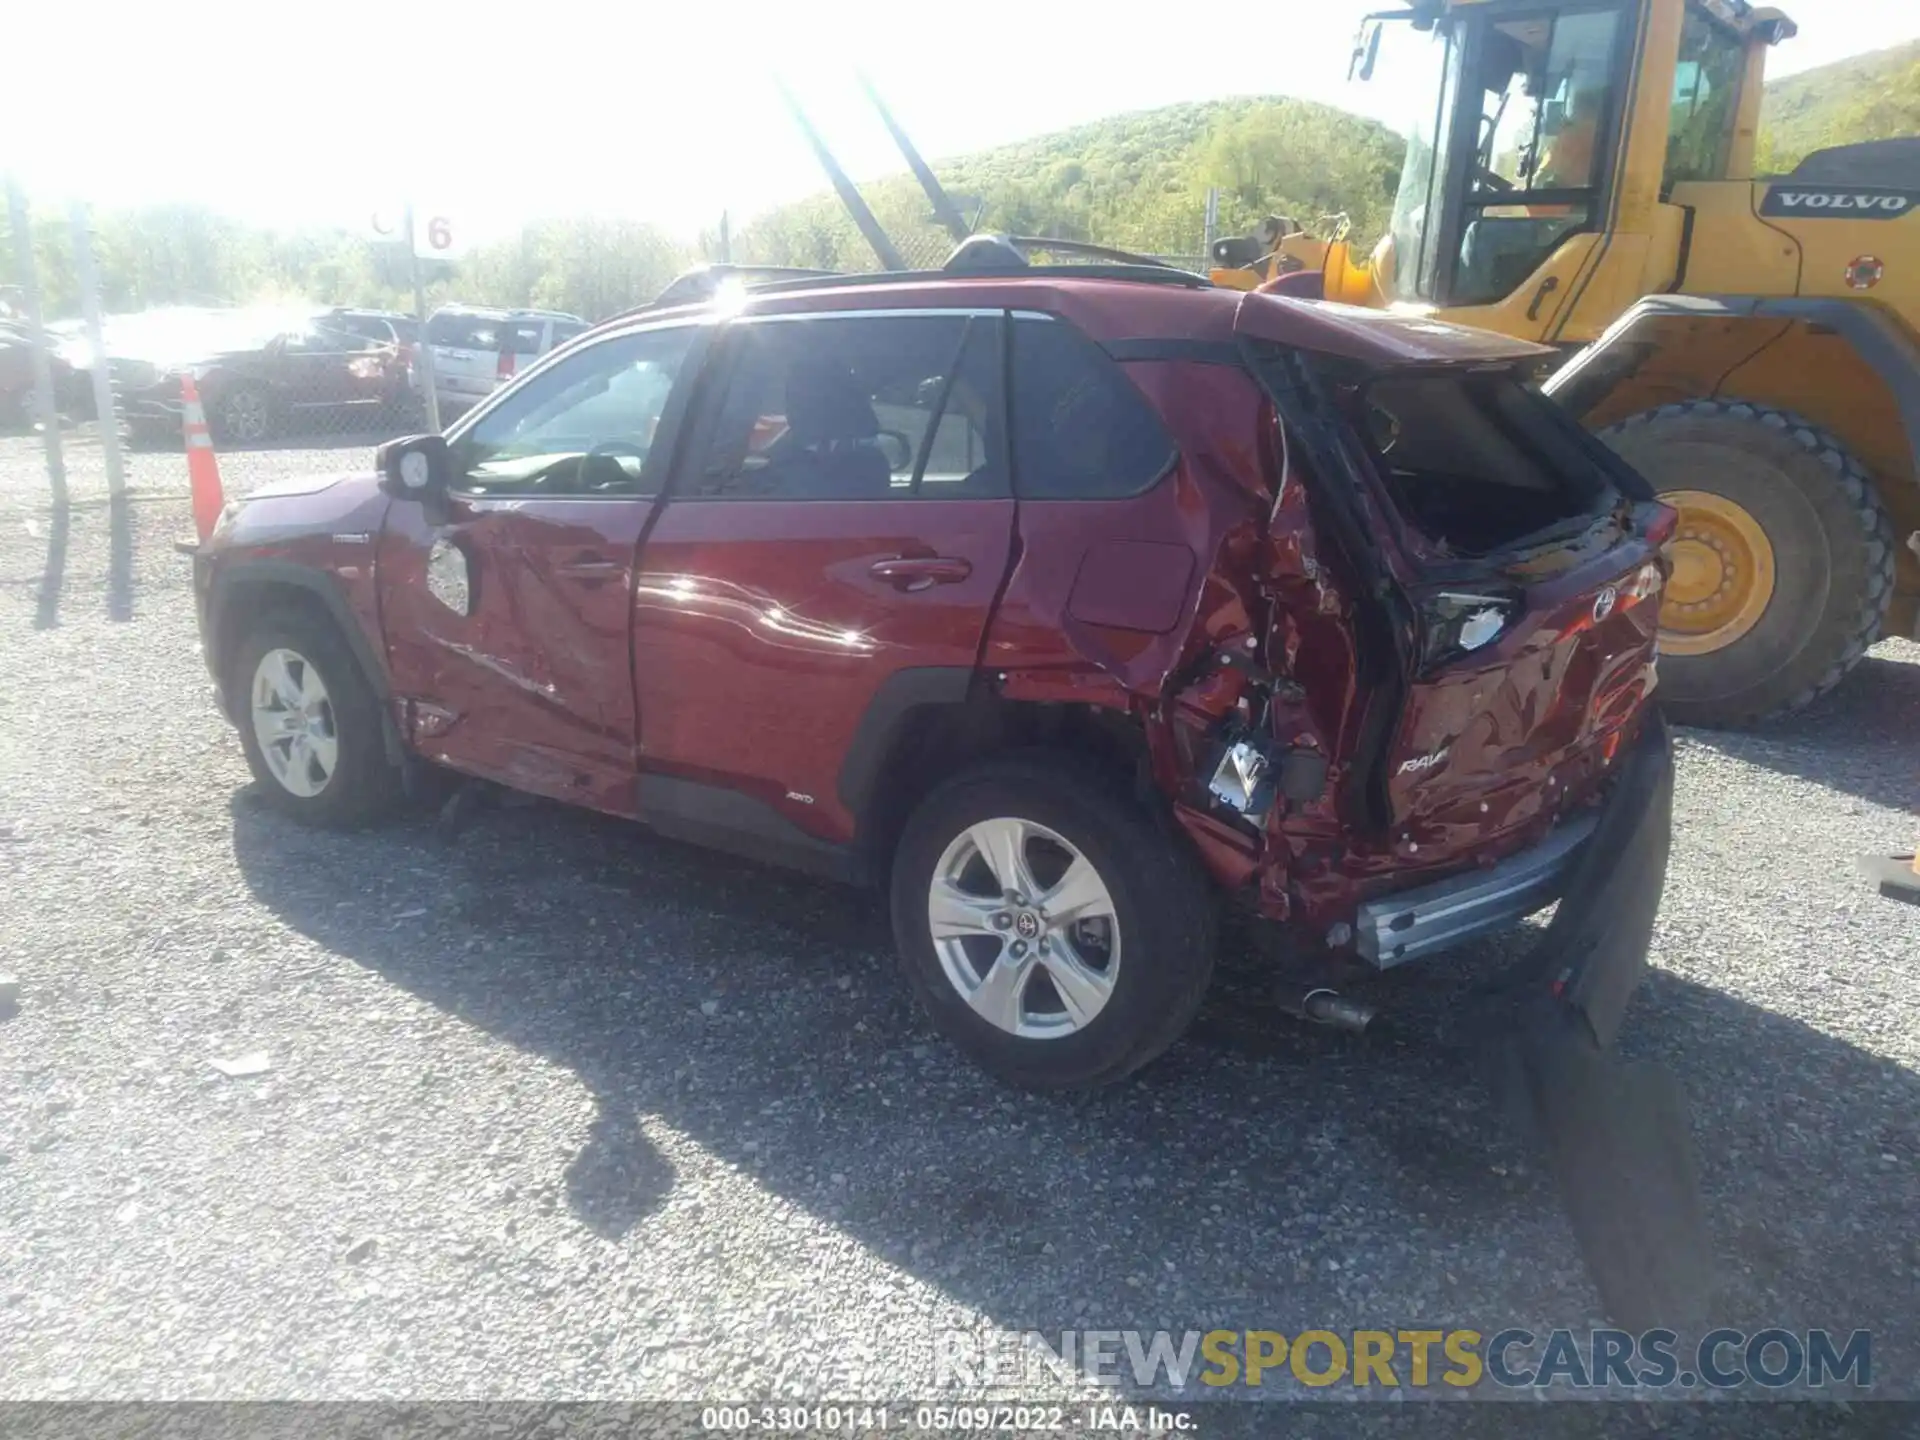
[607,251,1211,332]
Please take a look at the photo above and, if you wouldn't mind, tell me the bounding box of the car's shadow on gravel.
[1673,649,1920,812]
[228,789,1918,1391]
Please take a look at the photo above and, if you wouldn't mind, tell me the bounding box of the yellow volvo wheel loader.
[1213,0,1917,726]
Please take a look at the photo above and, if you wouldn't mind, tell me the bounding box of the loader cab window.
[1452,6,1626,306]
[1375,3,1628,309]
[1665,9,1746,185]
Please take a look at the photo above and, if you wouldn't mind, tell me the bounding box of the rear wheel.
[889,755,1215,1090]
[1599,400,1894,727]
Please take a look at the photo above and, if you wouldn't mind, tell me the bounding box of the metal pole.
[69,202,125,499]
[6,177,65,506]
[406,201,441,433]
[775,80,908,273]
[859,74,971,245]
[1204,187,1220,259]
[718,210,731,265]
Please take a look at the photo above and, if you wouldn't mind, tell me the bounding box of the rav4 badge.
[1397,746,1450,776]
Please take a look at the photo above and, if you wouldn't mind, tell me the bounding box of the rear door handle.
[869,556,972,591]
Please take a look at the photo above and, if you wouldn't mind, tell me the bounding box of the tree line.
[3,44,1912,326]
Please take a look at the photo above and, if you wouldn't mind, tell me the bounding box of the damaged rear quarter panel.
[984,359,1292,891]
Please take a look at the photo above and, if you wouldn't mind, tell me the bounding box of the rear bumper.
[1355,712,1672,1050]
[1356,811,1599,969]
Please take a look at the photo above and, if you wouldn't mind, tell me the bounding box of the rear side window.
[1008,316,1175,499]
[501,321,549,356]
[687,313,1004,501]
[428,313,502,349]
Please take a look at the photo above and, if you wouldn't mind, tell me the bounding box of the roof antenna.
[858,74,974,244]
[775,79,909,273]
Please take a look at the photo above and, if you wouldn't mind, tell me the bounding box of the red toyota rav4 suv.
[189,255,1676,1093]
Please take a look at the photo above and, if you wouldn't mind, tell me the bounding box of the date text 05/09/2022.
[700,1405,1195,1433]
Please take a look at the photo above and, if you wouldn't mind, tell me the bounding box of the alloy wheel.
[249,647,338,798]
[222,388,270,443]
[927,817,1121,1039]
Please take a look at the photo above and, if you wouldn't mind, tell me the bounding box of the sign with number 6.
[412,212,464,260]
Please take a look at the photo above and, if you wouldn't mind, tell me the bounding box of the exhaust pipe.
[1281,986,1376,1033]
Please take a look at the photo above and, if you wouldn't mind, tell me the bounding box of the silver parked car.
[415,305,588,416]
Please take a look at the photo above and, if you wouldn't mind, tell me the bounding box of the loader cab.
[1361,0,1774,332]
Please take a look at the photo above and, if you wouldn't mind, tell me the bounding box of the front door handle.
[556,555,625,584]
[869,556,972,592]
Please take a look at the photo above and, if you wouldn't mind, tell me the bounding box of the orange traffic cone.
[181,373,226,541]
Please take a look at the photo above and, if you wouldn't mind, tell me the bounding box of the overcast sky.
[8,0,1917,241]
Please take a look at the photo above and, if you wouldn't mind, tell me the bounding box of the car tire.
[889,753,1216,1090]
[231,608,399,827]
[214,383,274,445]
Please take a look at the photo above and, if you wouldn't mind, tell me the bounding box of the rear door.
[631,307,1015,846]
[378,320,703,811]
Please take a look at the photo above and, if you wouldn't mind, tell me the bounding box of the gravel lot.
[1,428,1916,1433]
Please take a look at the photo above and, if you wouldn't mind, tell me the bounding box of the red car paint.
[195,272,1669,947]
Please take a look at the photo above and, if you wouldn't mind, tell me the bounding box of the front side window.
[452,325,696,496]
[1665,9,1746,185]
[283,325,375,354]
[689,313,1003,501]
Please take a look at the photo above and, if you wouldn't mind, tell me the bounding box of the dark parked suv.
[187,256,1676,1092]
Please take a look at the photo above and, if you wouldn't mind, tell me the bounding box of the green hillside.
[1759,40,1920,172]
[734,96,1407,271]
[8,42,1918,325]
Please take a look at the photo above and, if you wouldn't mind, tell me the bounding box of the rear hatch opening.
[1229,296,1673,841]
[1330,362,1624,562]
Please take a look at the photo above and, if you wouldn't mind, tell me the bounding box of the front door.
[634,309,1014,845]
[377,321,702,813]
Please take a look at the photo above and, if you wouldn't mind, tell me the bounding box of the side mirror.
[379,432,453,501]
[1350,20,1383,82]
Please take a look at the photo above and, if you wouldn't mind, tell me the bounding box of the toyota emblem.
[1592,585,1618,623]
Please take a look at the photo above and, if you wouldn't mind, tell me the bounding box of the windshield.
[1371,17,1460,302]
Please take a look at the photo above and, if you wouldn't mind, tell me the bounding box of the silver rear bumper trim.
[1355,811,1600,969]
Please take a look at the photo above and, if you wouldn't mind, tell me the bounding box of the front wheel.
[231,610,399,826]
[889,755,1216,1090]
[1599,400,1895,727]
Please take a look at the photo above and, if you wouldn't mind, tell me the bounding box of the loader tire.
[1599,400,1894,729]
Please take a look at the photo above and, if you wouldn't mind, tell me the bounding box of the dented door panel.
[378,496,655,813]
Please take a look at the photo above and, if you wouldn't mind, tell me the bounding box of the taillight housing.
[1418,587,1522,670]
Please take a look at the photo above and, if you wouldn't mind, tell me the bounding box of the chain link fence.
[1,176,1225,514]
